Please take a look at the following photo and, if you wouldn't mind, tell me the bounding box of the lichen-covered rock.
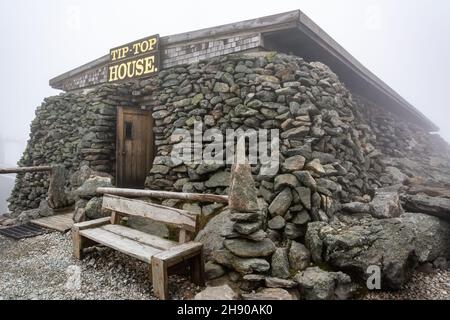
[228,163,258,213]
[212,249,270,275]
[194,284,238,300]
[224,238,276,258]
[271,248,290,279]
[289,241,311,272]
[195,209,233,261]
[295,267,354,300]
[74,176,112,199]
[305,213,450,289]
[204,261,226,280]
[370,187,403,219]
[85,197,104,220]
[268,188,292,217]
[241,288,297,300]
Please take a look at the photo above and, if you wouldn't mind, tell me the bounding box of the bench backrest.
[102,195,199,242]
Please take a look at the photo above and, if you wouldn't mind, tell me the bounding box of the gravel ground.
[0,231,203,300]
[0,231,449,300]
[363,270,450,300]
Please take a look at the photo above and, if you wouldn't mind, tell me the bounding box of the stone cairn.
[212,163,275,277]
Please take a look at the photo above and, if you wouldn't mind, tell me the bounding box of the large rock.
[241,288,296,300]
[288,241,311,272]
[70,165,112,189]
[305,213,450,289]
[205,262,226,280]
[401,212,450,262]
[47,164,69,209]
[402,194,450,222]
[205,171,230,188]
[295,267,354,300]
[228,163,258,213]
[74,176,113,199]
[224,238,276,258]
[85,197,104,220]
[271,248,290,279]
[268,188,292,216]
[195,209,234,261]
[282,155,306,172]
[212,249,270,274]
[370,188,403,219]
[194,284,238,300]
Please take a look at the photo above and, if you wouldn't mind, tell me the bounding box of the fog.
[0,0,449,213]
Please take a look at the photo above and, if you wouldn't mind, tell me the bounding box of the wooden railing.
[0,166,53,174]
[96,187,229,204]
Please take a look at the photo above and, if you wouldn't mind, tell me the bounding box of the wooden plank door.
[116,107,154,188]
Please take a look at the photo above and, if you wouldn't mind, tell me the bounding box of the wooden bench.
[72,194,205,299]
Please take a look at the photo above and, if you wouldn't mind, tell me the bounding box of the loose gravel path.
[0,231,202,300]
[0,231,449,300]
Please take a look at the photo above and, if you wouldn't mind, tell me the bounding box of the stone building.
[7,10,450,297]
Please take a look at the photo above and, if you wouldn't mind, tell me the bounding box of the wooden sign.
[108,34,160,83]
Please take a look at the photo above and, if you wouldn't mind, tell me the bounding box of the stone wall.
[8,85,134,213]
[133,52,388,230]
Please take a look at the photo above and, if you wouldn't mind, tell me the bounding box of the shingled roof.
[49,10,438,131]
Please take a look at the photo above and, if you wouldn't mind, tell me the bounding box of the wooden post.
[72,227,84,260]
[178,229,192,243]
[152,257,169,300]
[190,251,205,286]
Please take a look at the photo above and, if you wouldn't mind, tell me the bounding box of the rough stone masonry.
[7,51,450,299]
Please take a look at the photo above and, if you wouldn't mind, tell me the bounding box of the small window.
[125,121,133,140]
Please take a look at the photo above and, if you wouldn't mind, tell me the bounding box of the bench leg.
[190,251,205,286]
[73,228,85,260]
[152,257,169,300]
[148,265,153,284]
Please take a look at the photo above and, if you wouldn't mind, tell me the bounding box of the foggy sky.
[0,1,449,211]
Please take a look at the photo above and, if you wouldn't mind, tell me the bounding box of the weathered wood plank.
[102,195,198,232]
[31,213,74,232]
[97,187,229,204]
[153,242,203,267]
[73,217,111,231]
[80,227,162,263]
[101,224,178,250]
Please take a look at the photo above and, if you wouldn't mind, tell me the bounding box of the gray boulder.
[74,176,113,199]
[195,209,234,261]
[224,238,276,258]
[295,267,354,300]
[268,188,292,217]
[85,197,104,220]
[241,288,297,300]
[228,163,259,213]
[370,188,403,219]
[194,284,238,300]
[289,241,311,272]
[271,248,290,279]
[305,213,450,289]
[212,249,270,275]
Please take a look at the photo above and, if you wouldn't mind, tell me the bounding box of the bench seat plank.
[80,227,162,263]
[100,224,178,251]
[153,242,203,267]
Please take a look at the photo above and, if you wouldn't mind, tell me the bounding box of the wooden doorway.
[116,107,154,188]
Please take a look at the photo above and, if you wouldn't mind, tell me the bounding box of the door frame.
[116,106,154,188]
